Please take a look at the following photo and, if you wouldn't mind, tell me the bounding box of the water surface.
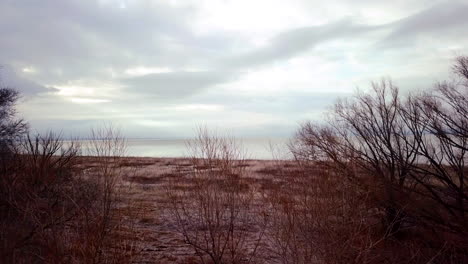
[79,137,292,160]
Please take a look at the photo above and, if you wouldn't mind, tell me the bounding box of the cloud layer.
[1,0,467,138]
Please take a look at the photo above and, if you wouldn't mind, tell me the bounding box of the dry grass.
[79,155,465,264]
[2,137,465,263]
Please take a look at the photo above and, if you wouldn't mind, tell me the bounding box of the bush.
[264,161,379,264]
[0,127,135,263]
[167,128,266,264]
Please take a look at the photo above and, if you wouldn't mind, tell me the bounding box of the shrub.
[0,127,135,263]
[167,128,266,264]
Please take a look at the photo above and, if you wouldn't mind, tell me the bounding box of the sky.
[1,0,467,138]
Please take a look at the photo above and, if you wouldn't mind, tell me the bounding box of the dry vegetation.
[0,127,142,263]
[289,56,468,263]
[166,128,267,264]
[0,56,467,263]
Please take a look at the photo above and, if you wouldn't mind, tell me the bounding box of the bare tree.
[290,56,468,262]
[293,81,420,234]
[401,56,468,233]
[0,88,27,164]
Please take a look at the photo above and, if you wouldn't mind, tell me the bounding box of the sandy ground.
[91,156,293,264]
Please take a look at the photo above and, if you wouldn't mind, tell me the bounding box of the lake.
[78,137,292,160]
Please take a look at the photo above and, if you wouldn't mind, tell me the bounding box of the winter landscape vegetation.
[1,1,467,263]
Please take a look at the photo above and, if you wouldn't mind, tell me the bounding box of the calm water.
[78,138,292,160]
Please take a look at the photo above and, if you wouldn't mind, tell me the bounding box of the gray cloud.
[380,1,468,47]
[224,1,468,71]
[223,0,468,71]
[222,19,379,69]
[0,0,233,83]
[0,65,55,95]
[1,0,467,138]
[122,71,237,99]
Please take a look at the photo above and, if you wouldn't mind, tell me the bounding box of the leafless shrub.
[167,127,266,264]
[0,132,81,263]
[75,125,136,263]
[264,160,389,264]
[0,126,138,263]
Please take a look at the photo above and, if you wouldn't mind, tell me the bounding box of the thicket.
[0,86,136,263]
[288,56,468,263]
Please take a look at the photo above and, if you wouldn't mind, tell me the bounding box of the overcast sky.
[1,0,467,138]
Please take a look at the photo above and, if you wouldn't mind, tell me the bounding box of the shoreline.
[76,155,286,162]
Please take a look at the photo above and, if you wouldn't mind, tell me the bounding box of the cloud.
[121,71,237,99]
[221,19,379,69]
[380,1,468,47]
[0,65,55,95]
[1,0,467,138]
[0,0,225,82]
